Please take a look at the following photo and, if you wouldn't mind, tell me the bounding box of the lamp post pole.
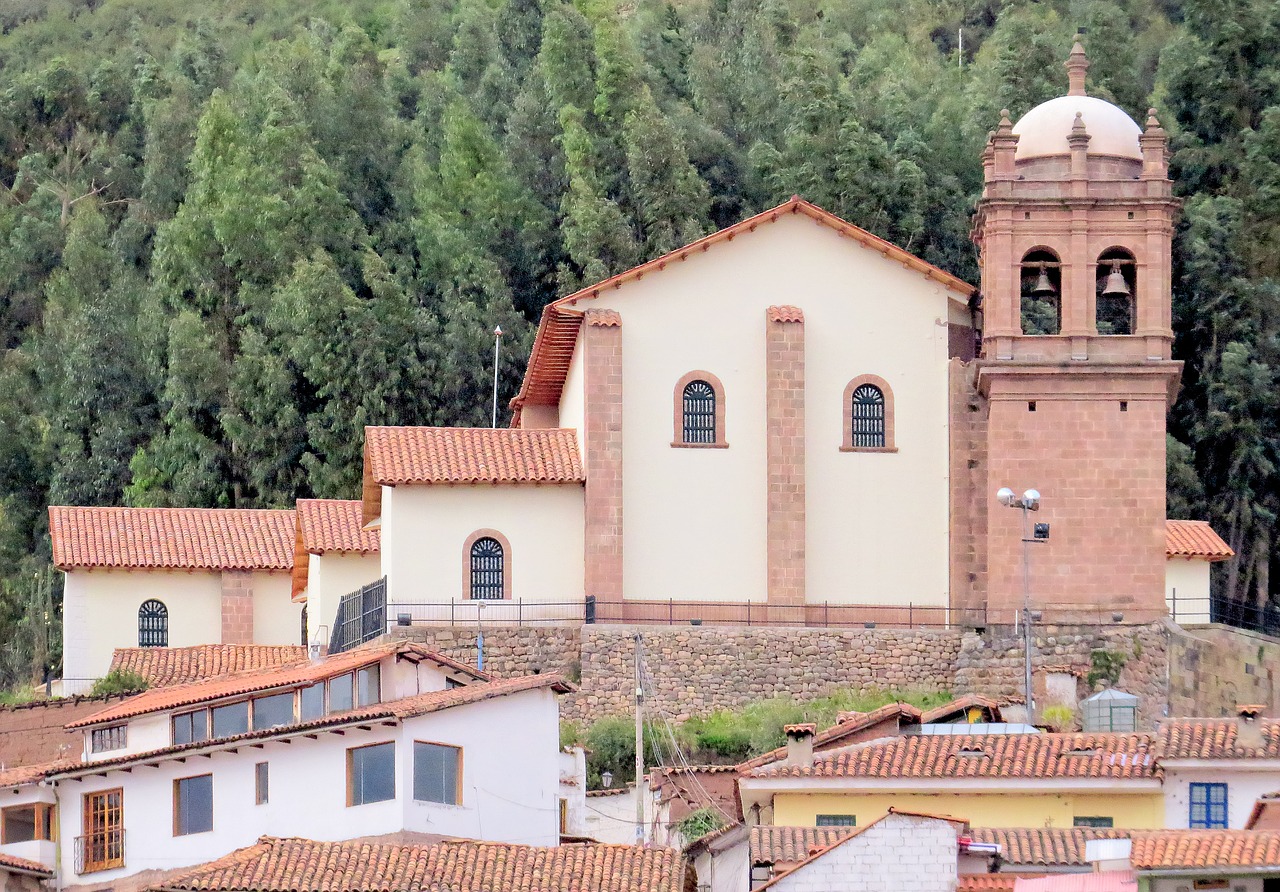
[998,487,1045,720]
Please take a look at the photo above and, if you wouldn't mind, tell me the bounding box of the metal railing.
[74,829,124,874]
[330,578,387,654]
[1169,590,1280,637]
[389,599,587,627]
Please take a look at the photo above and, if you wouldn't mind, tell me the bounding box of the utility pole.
[634,631,645,846]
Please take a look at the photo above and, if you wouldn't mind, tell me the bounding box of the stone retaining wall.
[1168,622,1280,716]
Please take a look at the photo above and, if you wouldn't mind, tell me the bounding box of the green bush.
[89,669,149,697]
[676,807,726,842]
[0,686,40,706]
[1041,704,1075,732]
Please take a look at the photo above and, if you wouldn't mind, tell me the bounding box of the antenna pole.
[491,325,504,429]
[634,631,645,845]
[958,27,963,72]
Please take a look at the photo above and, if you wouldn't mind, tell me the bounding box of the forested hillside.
[0,0,1275,687]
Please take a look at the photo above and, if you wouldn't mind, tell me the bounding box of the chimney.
[1237,705,1267,751]
[784,723,816,768]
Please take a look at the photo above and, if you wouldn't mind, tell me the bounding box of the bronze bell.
[1101,263,1130,297]
[1031,263,1055,297]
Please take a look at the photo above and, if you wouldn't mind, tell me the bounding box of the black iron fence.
[388,599,587,627]
[1169,591,1280,638]
[330,578,387,654]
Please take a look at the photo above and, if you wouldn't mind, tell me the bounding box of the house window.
[357,665,381,707]
[138,599,168,647]
[1190,782,1228,829]
[172,710,209,745]
[329,673,354,712]
[413,741,461,805]
[470,537,505,600]
[300,682,325,721]
[91,724,127,754]
[816,814,856,827]
[252,692,295,731]
[673,371,727,447]
[2,803,54,843]
[211,701,249,738]
[173,774,213,836]
[255,762,269,806]
[1074,816,1114,828]
[348,742,395,806]
[79,788,123,874]
[841,376,896,452]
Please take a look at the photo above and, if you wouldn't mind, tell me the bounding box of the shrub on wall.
[89,668,149,697]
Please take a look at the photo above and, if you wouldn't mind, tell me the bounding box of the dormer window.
[90,724,127,754]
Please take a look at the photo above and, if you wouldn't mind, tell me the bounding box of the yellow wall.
[772,791,1164,829]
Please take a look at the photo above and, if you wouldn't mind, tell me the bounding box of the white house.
[0,641,573,886]
[1158,711,1280,830]
[292,499,381,646]
[1164,520,1234,624]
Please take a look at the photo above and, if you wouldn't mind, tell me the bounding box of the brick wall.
[221,570,255,644]
[583,309,624,603]
[767,813,958,892]
[765,307,805,607]
[948,360,987,621]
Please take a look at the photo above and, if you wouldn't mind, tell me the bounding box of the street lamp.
[996,487,1048,719]
[601,770,614,789]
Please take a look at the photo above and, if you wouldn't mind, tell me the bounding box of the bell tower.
[970,40,1182,623]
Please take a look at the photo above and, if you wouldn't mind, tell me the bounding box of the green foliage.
[560,719,580,749]
[89,668,150,697]
[1041,704,1075,732]
[1087,649,1127,690]
[676,806,726,842]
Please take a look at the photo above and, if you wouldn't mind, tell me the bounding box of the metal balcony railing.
[330,577,387,654]
[74,829,124,874]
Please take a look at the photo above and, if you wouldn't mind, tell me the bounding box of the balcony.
[74,829,124,874]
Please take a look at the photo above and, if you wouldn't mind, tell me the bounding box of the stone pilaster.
[221,570,255,644]
[766,306,805,607]
[583,309,624,603]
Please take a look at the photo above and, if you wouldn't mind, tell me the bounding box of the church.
[52,43,1233,681]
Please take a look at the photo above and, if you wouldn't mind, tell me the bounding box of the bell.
[1101,263,1130,297]
[1031,263,1055,297]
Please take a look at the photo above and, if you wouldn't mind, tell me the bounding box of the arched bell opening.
[1020,248,1062,335]
[1096,247,1136,335]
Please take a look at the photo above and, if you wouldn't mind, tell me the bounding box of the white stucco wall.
[58,686,560,884]
[62,569,224,684]
[691,834,750,892]
[0,787,57,871]
[578,213,957,605]
[559,338,585,443]
[1162,764,1280,829]
[381,483,584,607]
[1166,558,1212,625]
[305,553,383,644]
[253,571,303,647]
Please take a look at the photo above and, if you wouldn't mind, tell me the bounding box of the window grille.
[850,384,886,448]
[470,537,504,600]
[682,380,716,444]
[138,599,168,647]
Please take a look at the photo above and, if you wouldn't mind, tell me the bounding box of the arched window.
[841,375,897,452]
[1020,248,1062,335]
[1096,247,1136,335]
[300,605,308,646]
[672,371,728,447]
[138,599,168,647]
[469,537,505,600]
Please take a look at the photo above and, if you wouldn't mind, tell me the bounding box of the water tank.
[1079,688,1139,733]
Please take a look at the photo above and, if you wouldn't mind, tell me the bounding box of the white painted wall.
[0,787,56,871]
[560,337,586,443]
[558,747,587,837]
[305,553,382,644]
[62,569,223,683]
[578,214,957,605]
[582,787,652,845]
[1162,764,1280,829]
[253,571,303,647]
[691,834,749,892]
[57,686,561,884]
[1166,558,1212,625]
[381,484,584,606]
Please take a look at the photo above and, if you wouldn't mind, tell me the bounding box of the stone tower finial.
[1066,38,1089,97]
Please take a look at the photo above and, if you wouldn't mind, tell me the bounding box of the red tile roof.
[50,506,295,571]
[749,826,857,865]
[920,695,1003,725]
[152,836,684,892]
[0,852,53,877]
[739,702,924,772]
[0,759,76,788]
[748,732,1158,780]
[968,828,1124,866]
[1157,718,1280,759]
[1166,520,1234,561]
[959,876,1028,892]
[110,645,309,688]
[1129,830,1280,869]
[69,641,490,728]
[767,306,804,323]
[510,197,974,420]
[297,500,379,555]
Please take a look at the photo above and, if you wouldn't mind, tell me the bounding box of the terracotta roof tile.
[110,645,310,688]
[1157,718,1280,759]
[586,309,622,327]
[70,642,491,728]
[749,732,1158,780]
[50,506,294,571]
[739,702,924,772]
[969,828,1124,866]
[1129,830,1280,869]
[749,826,850,865]
[1166,520,1234,561]
[152,836,684,892]
[0,759,76,788]
[0,851,53,877]
[767,306,804,323]
[364,427,584,485]
[959,875,1029,892]
[920,695,1003,725]
[297,500,380,554]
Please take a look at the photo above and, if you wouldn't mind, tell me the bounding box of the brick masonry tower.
[970,41,1182,623]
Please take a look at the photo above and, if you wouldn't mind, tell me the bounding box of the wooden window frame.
[1190,782,1228,830]
[80,787,124,874]
[255,762,269,806]
[462,529,512,601]
[840,375,897,453]
[672,371,728,448]
[412,739,463,806]
[172,708,209,746]
[91,724,127,754]
[346,741,396,808]
[172,774,214,837]
[1,802,55,843]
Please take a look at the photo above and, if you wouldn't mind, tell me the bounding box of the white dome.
[1012,95,1142,160]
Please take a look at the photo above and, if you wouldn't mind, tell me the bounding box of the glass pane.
[351,743,395,805]
[358,666,381,707]
[3,806,37,842]
[252,693,295,731]
[176,775,213,835]
[255,763,269,805]
[413,742,459,804]
[211,702,249,738]
[329,674,354,713]
[300,683,325,721]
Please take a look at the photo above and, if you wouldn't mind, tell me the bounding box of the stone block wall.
[220,570,255,644]
[1168,622,1280,716]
